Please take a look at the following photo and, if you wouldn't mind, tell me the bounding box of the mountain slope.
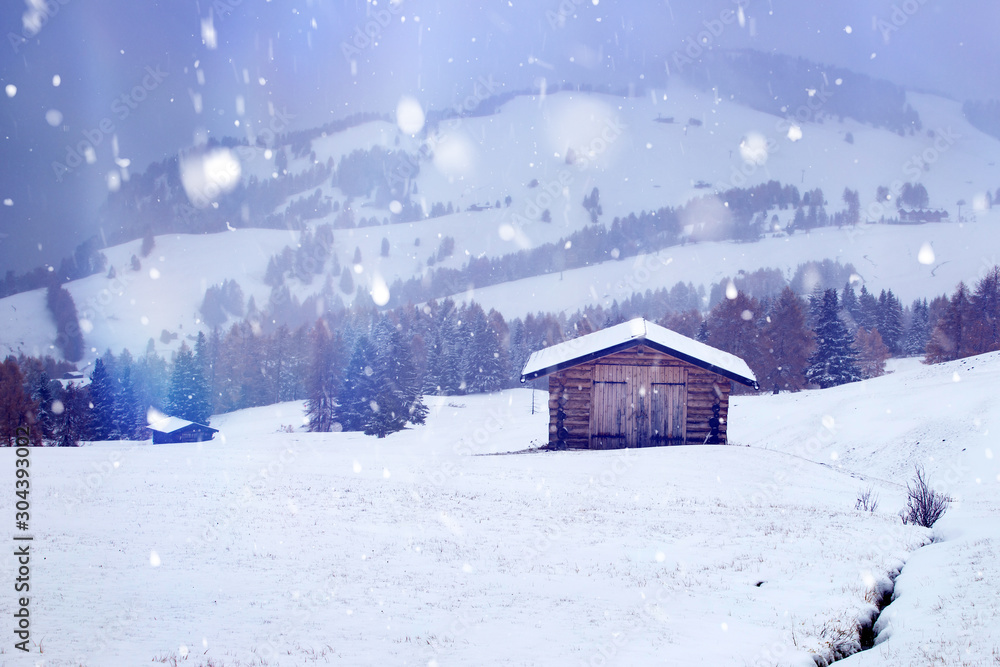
[5,82,1000,364]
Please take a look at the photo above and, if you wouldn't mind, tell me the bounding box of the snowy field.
[4,354,999,666]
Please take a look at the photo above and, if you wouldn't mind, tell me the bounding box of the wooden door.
[592,363,684,448]
[591,364,627,449]
[626,365,650,448]
[650,366,688,446]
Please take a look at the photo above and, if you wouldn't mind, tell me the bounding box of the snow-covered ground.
[732,354,1000,666]
[4,353,998,665]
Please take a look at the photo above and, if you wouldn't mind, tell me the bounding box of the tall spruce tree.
[167,344,212,424]
[88,358,119,440]
[857,285,879,331]
[903,299,931,356]
[840,282,860,331]
[805,289,862,388]
[368,317,427,436]
[458,303,508,394]
[877,289,904,354]
[336,335,378,431]
[30,371,57,442]
[114,354,144,439]
[54,382,89,447]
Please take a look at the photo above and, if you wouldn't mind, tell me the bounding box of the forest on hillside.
[3,266,998,446]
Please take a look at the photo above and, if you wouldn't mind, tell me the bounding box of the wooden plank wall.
[547,346,733,448]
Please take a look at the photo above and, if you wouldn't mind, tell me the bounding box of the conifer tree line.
[2,267,998,445]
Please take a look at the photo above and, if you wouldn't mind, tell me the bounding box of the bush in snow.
[900,465,951,527]
[854,486,879,513]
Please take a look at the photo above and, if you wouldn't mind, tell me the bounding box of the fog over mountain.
[0,0,996,273]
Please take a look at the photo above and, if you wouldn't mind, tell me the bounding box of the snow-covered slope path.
[731,354,1000,665]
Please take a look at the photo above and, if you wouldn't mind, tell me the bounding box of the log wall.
[546,346,733,449]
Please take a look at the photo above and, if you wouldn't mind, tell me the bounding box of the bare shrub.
[855,486,879,513]
[900,465,951,527]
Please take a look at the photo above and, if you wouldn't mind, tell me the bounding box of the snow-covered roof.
[148,416,217,434]
[520,318,759,388]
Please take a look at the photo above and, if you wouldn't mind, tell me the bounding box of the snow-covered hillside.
[732,353,1000,665]
[4,352,998,665]
[5,82,1000,365]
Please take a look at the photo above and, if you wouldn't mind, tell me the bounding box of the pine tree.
[114,354,144,440]
[760,287,814,392]
[167,344,212,424]
[840,282,860,330]
[339,266,355,295]
[842,188,860,225]
[336,335,378,431]
[903,299,931,357]
[134,345,169,423]
[458,303,508,394]
[30,371,57,442]
[364,326,410,438]
[857,285,878,331]
[54,382,89,447]
[805,289,862,388]
[877,289,904,355]
[88,358,119,440]
[368,317,427,435]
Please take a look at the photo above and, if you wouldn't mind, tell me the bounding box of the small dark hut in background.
[149,417,218,445]
[520,318,758,449]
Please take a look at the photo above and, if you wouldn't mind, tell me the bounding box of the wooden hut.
[149,417,218,444]
[520,318,758,449]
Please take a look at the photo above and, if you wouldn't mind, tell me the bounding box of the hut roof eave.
[519,318,759,389]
